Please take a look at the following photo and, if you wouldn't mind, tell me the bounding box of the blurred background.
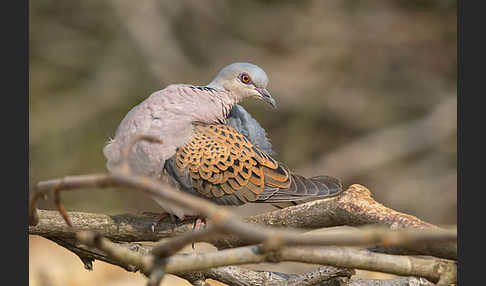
[29,0,457,285]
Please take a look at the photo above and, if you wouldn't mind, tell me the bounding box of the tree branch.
[73,231,455,284]
[29,171,457,285]
[30,180,456,260]
[346,277,435,286]
[179,265,355,286]
[37,234,440,286]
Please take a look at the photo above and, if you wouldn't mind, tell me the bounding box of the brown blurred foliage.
[29,1,456,285]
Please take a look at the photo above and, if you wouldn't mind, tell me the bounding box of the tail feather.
[257,173,343,203]
[310,175,343,196]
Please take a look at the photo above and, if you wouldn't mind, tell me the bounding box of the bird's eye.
[239,73,252,84]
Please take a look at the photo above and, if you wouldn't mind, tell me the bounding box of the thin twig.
[147,268,165,286]
[29,173,112,226]
[53,189,72,227]
[76,231,154,275]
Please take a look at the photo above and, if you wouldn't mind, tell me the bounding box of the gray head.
[207,62,276,108]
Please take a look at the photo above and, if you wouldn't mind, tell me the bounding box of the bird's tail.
[256,161,343,205]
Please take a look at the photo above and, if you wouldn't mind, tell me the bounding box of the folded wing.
[165,123,342,205]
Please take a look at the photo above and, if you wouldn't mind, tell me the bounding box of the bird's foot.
[141,211,176,232]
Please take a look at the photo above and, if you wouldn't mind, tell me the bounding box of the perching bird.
[103,62,342,220]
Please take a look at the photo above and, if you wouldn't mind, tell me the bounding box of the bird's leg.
[191,216,207,249]
[192,216,207,231]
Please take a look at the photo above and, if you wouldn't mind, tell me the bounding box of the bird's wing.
[165,123,342,205]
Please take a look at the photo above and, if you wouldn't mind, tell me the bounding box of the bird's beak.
[256,88,277,108]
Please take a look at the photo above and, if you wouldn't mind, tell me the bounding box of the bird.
[103,62,342,221]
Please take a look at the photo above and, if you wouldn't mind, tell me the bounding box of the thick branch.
[29,209,198,242]
[29,210,455,258]
[209,184,456,259]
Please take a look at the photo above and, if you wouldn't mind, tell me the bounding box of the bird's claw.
[141,211,170,232]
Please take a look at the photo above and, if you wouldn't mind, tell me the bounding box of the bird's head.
[207,62,276,108]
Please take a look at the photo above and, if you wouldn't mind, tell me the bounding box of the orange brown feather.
[174,123,291,202]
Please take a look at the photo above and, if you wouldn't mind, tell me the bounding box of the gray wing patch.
[227,104,274,155]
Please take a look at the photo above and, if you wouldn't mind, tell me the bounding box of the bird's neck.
[188,85,237,124]
[219,95,237,123]
[206,78,224,90]
[198,83,239,122]
[212,90,238,124]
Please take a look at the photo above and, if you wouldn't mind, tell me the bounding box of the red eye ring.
[239,73,251,84]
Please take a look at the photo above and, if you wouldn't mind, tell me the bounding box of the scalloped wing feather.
[171,123,342,204]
